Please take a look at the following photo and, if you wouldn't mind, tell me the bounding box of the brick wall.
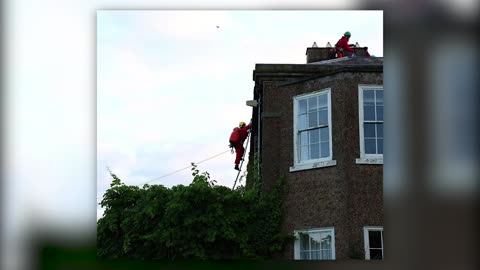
[258,71,383,259]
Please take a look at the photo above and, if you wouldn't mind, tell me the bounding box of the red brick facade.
[248,55,384,260]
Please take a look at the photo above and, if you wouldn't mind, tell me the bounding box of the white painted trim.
[293,227,336,260]
[292,88,333,168]
[331,227,336,260]
[328,89,333,164]
[358,85,384,161]
[290,160,337,172]
[363,226,384,260]
[293,231,300,260]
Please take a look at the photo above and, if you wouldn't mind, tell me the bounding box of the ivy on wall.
[97,160,293,259]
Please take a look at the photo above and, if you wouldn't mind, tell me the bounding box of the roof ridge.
[309,57,350,64]
[309,56,383,65]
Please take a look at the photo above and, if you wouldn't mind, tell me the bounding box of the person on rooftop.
[335,31,355,58]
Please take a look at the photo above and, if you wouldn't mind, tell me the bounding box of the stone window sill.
[289,160,337,172]
[355,157,383,165]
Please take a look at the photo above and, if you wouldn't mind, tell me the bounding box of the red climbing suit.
[233,124,251,165]
[335,35,354,58]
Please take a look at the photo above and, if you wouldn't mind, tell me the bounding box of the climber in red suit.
[335,31,355,58]
[230,121,251,171]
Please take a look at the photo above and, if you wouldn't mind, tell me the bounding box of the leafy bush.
[97,162,293,259]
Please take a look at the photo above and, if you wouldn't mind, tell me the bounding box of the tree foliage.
[97,162,293,259]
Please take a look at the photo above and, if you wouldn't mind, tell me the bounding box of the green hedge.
[97,163,293,259]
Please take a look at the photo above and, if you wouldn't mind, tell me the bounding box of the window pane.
[311,234,321,250]
[299,99,307,114]
[363,90,375,105]
[310,144,320,159]
[298,114,307,130]
[375,91,383,105]
[318,94,328,109]
[300,131,308,146]
[364,123,376,138]
[308,97,318,112]
[309,129,319,144]
[308,112,318,127]
[320,127,329,142]
[320,233,331,250]
[321,142,329,158]
[300,233,309,251]
[301,146,308,161]
[368,231,382,248]
[377,139,383,154]
[311,250,319,260]
[322,249,332,260]
[300,251,309,260]
[318,109,328,126]
[369,249,383,260]
[377,124,383,138]
[365,139,376,154]
[376,106,384,121]
[364,105,375,121]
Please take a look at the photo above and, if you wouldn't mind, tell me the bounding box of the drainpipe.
[246,97,260,190]
[257,94,262,189]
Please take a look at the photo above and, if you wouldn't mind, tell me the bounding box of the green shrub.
[97,163,293,259]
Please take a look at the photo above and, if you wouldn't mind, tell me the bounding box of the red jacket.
[239,124,251,143]
[335,36,354,53]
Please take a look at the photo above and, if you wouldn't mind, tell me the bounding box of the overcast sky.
[96,10,383,219]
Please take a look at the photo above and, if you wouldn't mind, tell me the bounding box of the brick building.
[247,46,384,260]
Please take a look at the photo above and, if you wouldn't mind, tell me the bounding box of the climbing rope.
[141,149,231,186]
[98,131,251,201]
[97,149,232,201]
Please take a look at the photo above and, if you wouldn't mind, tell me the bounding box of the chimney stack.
[306,47,334,63]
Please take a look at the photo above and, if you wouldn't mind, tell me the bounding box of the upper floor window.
[357,85,383,164]
[291,89,335,172]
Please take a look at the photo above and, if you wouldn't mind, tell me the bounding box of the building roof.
[253,56,383,82]
[308,56,383,65]
[252,56,383,92]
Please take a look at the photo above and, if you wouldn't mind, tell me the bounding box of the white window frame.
[357,85,384,165]
[294,227,336,260]
[290,89,336,172]
[363,226,384,260]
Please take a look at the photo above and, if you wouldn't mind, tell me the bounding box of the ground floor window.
[294,227,335,260]
[363,226,384,260]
